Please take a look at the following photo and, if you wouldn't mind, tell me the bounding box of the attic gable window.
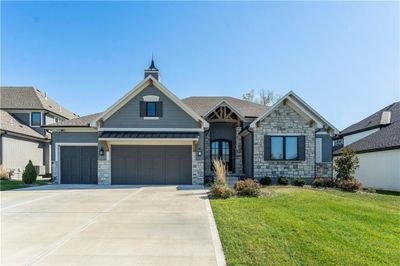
[30,112,42,126]
[146,102,157,117]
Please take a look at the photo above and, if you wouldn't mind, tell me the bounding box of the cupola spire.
[144,55,160,81]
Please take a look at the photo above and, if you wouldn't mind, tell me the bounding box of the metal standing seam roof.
[0,87,78,119]
[99,131,199,139]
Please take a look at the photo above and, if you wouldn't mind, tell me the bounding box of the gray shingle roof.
[340,101,400,136]
[0,87,78,119]
[182,96,268,118]
[0,110,46,139]
[334,101,400,154]
[45,113,102,127]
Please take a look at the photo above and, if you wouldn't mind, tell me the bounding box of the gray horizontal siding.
[51,132,98,160]
[103,85,199,128]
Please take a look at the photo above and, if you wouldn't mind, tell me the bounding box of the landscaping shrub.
[22,160,37,184]
[209,180,235,199]
[312,178,324,187]
[277,176,289,185]
[234,179,261,197]
[337,179,362,192]
[204,176,214,186]
[334,148,359,180]
[0,165,9,180]
[313,178,334,188]
[260,176,272,186]
[293,178,305,187]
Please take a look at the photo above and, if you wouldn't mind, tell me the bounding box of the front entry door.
[211,140,232,171]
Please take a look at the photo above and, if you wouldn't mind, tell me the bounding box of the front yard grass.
[0,179,50,191]
[210,186,400,265]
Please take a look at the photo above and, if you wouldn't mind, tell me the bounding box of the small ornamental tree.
[22,160,37,184]
[334,148,359,181]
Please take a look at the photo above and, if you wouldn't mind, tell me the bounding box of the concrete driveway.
[1,185,225,265]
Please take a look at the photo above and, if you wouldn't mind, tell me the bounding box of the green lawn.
[0,179,50,191]
[210,187,400,266]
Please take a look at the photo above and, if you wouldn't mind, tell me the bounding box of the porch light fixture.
[99,148,104,156]
[198,151,202,156]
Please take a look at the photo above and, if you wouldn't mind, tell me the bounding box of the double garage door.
[111,145,192,185]
[60,145,192,185]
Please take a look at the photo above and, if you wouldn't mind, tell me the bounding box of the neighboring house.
[334,102,400,191]
[44,61,338,185]
[0,87,77,178]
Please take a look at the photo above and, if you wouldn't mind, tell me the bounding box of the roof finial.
[149,53,157,70]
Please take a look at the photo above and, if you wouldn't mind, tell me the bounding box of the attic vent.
[380,111,391,125]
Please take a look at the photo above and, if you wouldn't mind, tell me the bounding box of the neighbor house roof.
[339,101,400,136]
[44,113,102,127]
[334,101,400,155]
[0,110,45,139]
[0,87,78,119]
[182,96,268,118]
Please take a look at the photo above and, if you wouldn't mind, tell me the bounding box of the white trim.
[316,131,329,135]
[143,117,159,120]
[250,91,339,134]
[55,142,98,184]
[94,75,209,129]
[98,127,204,132]
[203,100,246,120]
[50,128,98,132]
[143,95,160,102]
[29,111,42,127]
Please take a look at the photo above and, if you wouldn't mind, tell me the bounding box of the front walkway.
[1,185,225,265]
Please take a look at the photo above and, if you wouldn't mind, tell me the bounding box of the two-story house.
[44,61,338,185]
[0,87,77,178]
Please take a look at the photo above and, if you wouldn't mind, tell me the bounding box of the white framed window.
[30,112,42,127]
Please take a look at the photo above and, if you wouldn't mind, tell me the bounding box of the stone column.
[235,127,243,174]
[192,152,204,185]
[98,159,111,185]
[52,161,59,183]
[204,130,212,177]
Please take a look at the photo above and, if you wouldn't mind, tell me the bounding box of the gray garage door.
[111,145,192,185]
[60,146,98,184]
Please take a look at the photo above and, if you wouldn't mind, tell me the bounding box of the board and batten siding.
[51,132,98,160]
[103,85,199,128]
[354,149,400,192]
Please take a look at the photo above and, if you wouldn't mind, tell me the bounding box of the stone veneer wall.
[192,152,204,185]
[235,127,243,174]
[316,162,333,178]
[204,131,212,177]
[52,161,59,183]
[253,104,316,182]
[98,160,111,185]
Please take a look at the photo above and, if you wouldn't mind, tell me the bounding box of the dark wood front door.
[211,140,232,171]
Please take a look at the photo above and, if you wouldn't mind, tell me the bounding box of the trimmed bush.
[260,176,272,186]
[293,178,305,187]
[313,178,334,188]
[277,176,289,185]
[337,179,362,192]
[234,179,261,197]
[209,180,235,199]
[22,160,37,184]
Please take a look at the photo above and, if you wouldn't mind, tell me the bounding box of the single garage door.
[111,145,192,185]
[60,146,98,184]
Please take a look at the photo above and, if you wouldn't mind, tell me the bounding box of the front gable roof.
[250,91,338,134]
[94,76,209,129]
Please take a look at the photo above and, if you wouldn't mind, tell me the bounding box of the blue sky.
[1,1,399,130]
